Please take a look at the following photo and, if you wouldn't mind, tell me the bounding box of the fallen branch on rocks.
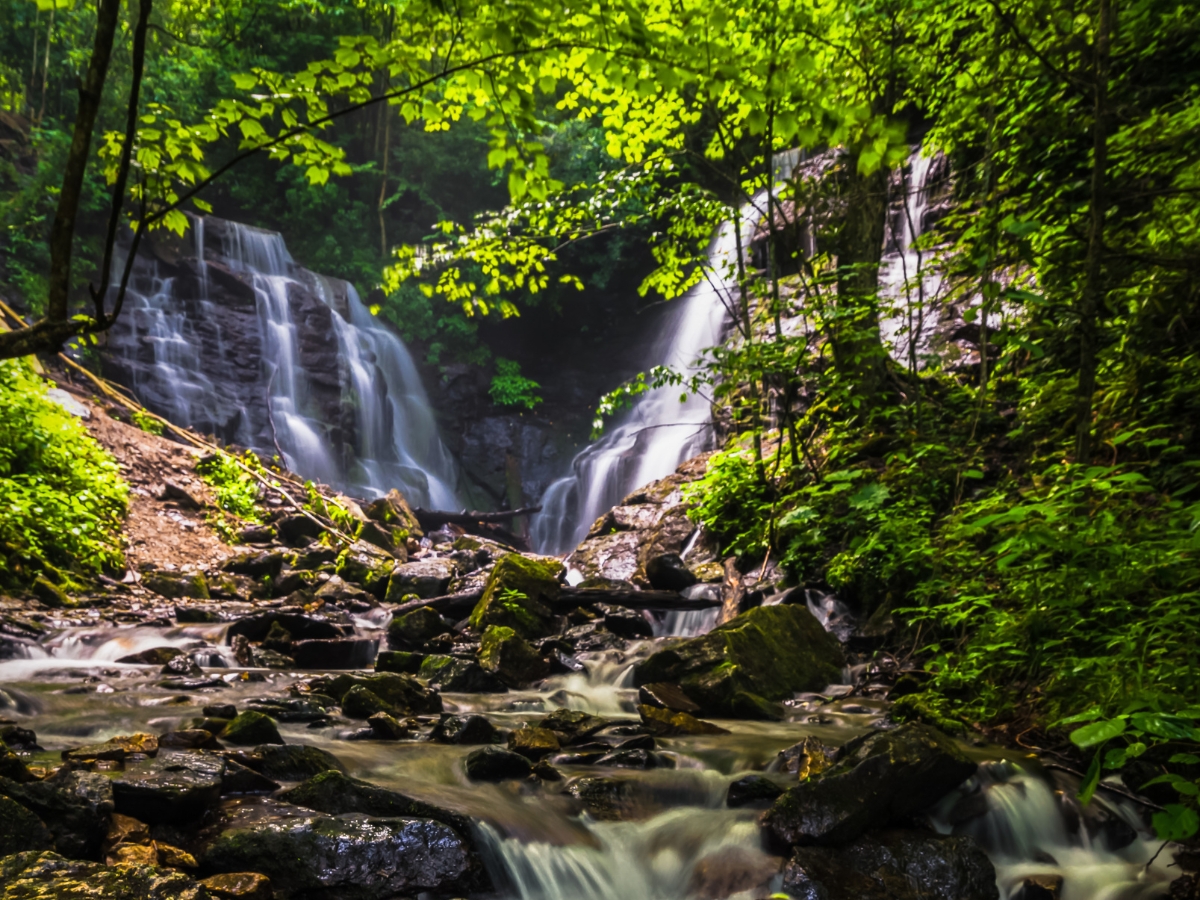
[413,506,542,528]
[557,587,720,610]
[391,590,484,619]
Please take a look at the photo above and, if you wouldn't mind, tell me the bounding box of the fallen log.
[557,587,720,610]
[414,506,543,529]
[390,590,484,619]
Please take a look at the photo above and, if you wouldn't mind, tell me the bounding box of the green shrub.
[196,450,264,539]
[489,358,543,409]
[0,358,128,584]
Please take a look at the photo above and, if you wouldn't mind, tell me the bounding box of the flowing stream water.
[0,623,1178,900]
[110,219,459,507]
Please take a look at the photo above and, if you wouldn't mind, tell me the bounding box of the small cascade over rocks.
[106,216,459,507]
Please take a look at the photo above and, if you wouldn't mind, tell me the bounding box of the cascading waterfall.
[110,218,459,507]
[530,203,758,557]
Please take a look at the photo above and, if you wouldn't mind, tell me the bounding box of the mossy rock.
[0,795,53,856]
[0,850,206,899]
[142,571,210,601]
[468,554,564,639]
[237,744,345,781]
[31,577,75,609]
[477,625,548,688]
[316,672,442,715]
[890,691,967,735]
[221,712,283,746]
[632,605,844,718]
[375,650,424,674]
[387,606,448,650]
[341,685,394,719]
[385,560,455,602]
[334,542,395,595]
[418,655,506,693]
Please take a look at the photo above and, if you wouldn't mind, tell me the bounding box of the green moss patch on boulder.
[221,712,283,746]
[387,606,448,649]
[0,850,206,899]
[632,605,845,719]
[478,625,549,688]
[468,554,564,639]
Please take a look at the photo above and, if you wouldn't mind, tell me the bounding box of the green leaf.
[1070,717,1126,749]
[1078,751,1102,805]
[1153,805,1200,842]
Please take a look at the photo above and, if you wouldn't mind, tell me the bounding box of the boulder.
[242,697,331,723]
[201,802,472,899]
[199,872,273,900]
[638,705,729,736]
[356,520,400,555]
[468,554,564,639]
[340,686,394,719]
[221,760,280,795]
[159,730,223,751]
[772,736,837,781]
[386,606,449,649]
[687,846,780,900]
[290,638,377,669]
[464,746,532,781]
[279,770,469,832]
[782,829,998,900]
[316,672,442,715]
[374,650,424,674]
[221,713,283,746]
[111,750,225,823]
[644,552,698,592]
[385,559,455,601]
[507,727,560,761]
[727,775,785,808]
[161,654,204,678]
[364,489,423,537]
[366,712,409,740]
[632,605,845,718]
[597,605,655,639]
[566,776,656,821]
[0,794,53,856]
[418,655,506,693]
[0,725,41,753]
[228,744,345,782]
[0,850,206,899]
[537,710,611,744]
[335,542,395,595]
[0,746,34,783]
[430,714,499,745]
[277,514,324,546]
[593,749,666,769]
[637,682,701,714]
[478,625,549,688]
[0,768,114,859]
[226,612,346,644]
[223,551,286,580]
[765,723,978,847]
[116,647,186,666]
[143,571,210,600]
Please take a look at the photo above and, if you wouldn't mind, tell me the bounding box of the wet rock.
[335,542,396,595]
[364,489,423,536]
[638,681,701,714]
[765,723,978,847]
[221,712,284,746]
[366,712,409,740]
[478,625,549,688]
[278,770,469,832]
[201,800,472,899]
[242,697,330,723]
[112,750,225,823]
[277,513,324,546]
[226,611,346,644]
[645,552,698,592]
[290,638,377,669]
[385,559,455,601]
[538,709,611,744]
[0,724,41,752]
[62,742,127,765]
[204,704,239,720]
[159,730,223,751]
[116,647,186,666]
[315,672,442,716]
[237,525,276,545]
[597,604,655,639]
[688,846,780,900]
[0,746,34,783]
[727,774,785,808]
[782,829,998,900]
[0,794,53,856]
[418,654,506,693]
[356,519,399,555]
[616,734,656,751]
[772,736,837,781]
[638,705,730,736]
[566,776,652,821]
[468,553,564,639]
[548,649,587,674]
[200,871,274,899]
[594,749,666,769]
[387,606,449,649]
[340,685,394,719]
[465,746,532,781]
[568,624,625,653]
[143,570,210,600]
[0,768,114,858]
[228,744,345,782]
[221,759,280,795]
[374,650,424,674]
[259,621,292,653]
[248,648,294,669]
[430,714,499,745]
[532,759,563,781]
[632,605,845,719]
[161,654,204,678]
[0,850,207,899]
[508,726,560,761]
[223,550,286,580]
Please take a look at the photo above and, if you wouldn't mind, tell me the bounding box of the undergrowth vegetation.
[0,359,127,586]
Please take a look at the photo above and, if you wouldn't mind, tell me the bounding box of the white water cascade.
[111,218,459,507]
[530,206,756,556]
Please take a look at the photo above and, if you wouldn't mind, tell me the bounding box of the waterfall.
[109,218,459,508]
[530,205,755,556]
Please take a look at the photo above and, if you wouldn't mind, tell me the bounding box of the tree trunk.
[831,158,890,405]
[1074,0,1112,463]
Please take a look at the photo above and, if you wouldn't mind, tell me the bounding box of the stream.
[0,617,1177,900]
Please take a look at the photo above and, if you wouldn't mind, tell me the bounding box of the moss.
[890,691,968,735]
[469,554,563,638]
[221,712,283,746]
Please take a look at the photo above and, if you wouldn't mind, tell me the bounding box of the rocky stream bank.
[0,381,1185,900]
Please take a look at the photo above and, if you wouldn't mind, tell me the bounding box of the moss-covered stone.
[340,685,393,719]
[468,554,564,639]
[334,542,395,595]
[0,747,34,783]
[0,769,113,859]
[417,655,506,693]
[316,672,442,715]
[890,692,968,735]
[232,744,344,782]
[384,559,455,602]
[478,625,549,688]
[637,705,730,736]
[632,605,845,718]
[386,606,448,649]
[221,712,283,747]
[374,650,424,674]
[31,577,75,609]
[199,872,272,899]
[363,488,423,537]
[0,795,53,857]
[0,850,207,899]
[142,571,209,601]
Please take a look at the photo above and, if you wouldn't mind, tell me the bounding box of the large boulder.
[418,655,506,693]
[385,559,456,601]
[782,829,998,900]
[364,488,423,537]
[464,746,531,782]
[632,604,845,718]
[468,554,564,639]
[111,750,225,823]
[0,769,113,859]
[0,850,207,899]
[0,795,53,857]
[316,672,442,716]
[386,606,449,650]
[478,625,549,688]
[279,770,469,833]
[227,744,345,782]
[765,723,978,847]
[201,800,473,899]
[221,712,283,746]
[335,542,396,595]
